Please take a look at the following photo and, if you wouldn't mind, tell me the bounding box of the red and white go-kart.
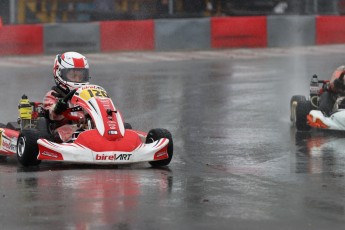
[0,84,173,167]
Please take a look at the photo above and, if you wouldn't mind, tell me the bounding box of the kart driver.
[43,51,90,143]
[319,65,345,116]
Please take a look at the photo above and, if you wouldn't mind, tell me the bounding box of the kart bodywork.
[0,85,173,167]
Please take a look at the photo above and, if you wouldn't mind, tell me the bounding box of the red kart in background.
[0,85,173,167]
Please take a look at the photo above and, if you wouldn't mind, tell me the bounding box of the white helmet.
[53,51,90,93]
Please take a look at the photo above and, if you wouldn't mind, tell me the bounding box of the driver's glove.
[322,82,330,91]
[53,99,68,115]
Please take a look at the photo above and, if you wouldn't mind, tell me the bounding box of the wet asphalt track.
[1,46,345,229]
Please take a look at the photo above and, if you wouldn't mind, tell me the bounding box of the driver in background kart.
[319,65,345,116]
[43,51,90,143]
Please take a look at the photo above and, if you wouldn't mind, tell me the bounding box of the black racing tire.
[17,129,42,166]
[296,100,312,131]
[146,129,173,167]
[124,122,132,129]
[290,95,307,122]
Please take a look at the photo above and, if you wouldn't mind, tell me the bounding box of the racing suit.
[319,66,345,116]
[43,86,83,143]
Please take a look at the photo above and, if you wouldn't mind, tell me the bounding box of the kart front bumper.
[37,138,169,164]
[308,110,345,130]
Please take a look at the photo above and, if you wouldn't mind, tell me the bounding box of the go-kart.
[0,84,173,167]
[291,75,345,131]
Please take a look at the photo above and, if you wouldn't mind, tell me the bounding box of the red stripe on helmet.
[72,58,85,68]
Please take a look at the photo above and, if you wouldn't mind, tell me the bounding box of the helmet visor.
[61,68,89,83]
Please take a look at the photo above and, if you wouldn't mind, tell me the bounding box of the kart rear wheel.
[17,129,42,166]
[146,129,173,167]
[296,100,312,131]
[290,95,307,123]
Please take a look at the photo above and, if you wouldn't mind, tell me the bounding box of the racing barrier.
[316,16,345,44]
[100,20,154,52]
[211,16,267,48]
[0,15,345,55]
[155,18,210,51]
[44,23,100,54]
[0,24,43,55]
[267,16,315,47]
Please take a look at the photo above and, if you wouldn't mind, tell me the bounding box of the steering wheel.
[62,106,83,122]
[63,88,77,103]
[61,89,83,122]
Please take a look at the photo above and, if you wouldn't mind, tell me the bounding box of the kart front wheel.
[146,129,173,167]
[296,100,312,131]
[290,95,306,123]
[17,129,41,166]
